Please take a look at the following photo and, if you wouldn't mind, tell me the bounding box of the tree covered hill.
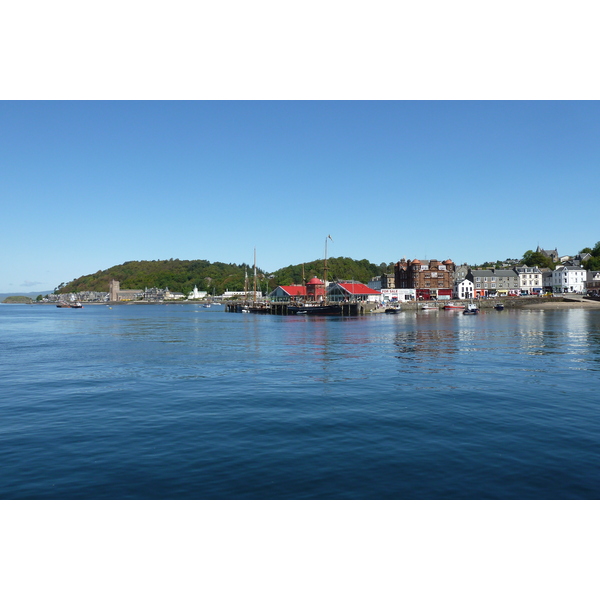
[55,257,392,295]
[271,257,393,287]
[2,296,34,304]
[56,260,255,295]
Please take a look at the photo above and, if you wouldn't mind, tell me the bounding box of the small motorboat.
[494,303,505,311]
[463,303,479,315]
[443,303,464,310]
[385,306,401,314]
[420,304,437,310]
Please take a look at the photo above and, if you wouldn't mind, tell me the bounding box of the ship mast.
[253,247,257,304]
[324,235,333,302]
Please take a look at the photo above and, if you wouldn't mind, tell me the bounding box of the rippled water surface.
[1,303,600,498]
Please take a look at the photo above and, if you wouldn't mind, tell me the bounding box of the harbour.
[1,302,600,500]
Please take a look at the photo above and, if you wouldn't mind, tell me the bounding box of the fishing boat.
[443,303,464,310]
[57,301,83,308]
[463,303,479,315]
[385,306,401,314]
[494,303,505,311]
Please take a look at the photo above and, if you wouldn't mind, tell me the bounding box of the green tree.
[521,250,555,270]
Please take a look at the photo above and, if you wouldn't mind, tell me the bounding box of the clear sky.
[1,100,599,292]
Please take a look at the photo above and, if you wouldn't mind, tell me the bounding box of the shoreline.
[7,298,600,310]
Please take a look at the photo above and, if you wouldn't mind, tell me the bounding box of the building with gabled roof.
[536,246,559,262]
[327,282,381,303]
[466,268,520,297]
[269,285,306,301]
[550,265,586,293]
[394,258,455,300]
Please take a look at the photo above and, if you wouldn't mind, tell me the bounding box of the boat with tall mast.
[288,235,342,315]
[247,248,271,313]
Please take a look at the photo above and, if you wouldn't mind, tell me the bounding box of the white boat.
[420,304,437,310]
[463,303,479,315]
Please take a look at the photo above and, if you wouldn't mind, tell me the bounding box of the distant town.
[33,246,600,306]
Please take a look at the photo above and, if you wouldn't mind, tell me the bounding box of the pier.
[225,301,375,315]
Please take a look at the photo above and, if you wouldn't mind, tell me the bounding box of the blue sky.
[1,100,599,292]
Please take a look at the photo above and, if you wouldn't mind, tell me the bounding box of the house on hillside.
[536,246,559,262]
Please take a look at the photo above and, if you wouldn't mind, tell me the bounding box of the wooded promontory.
[55,257,392,296]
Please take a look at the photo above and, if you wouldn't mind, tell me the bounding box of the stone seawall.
[394,297,568,311]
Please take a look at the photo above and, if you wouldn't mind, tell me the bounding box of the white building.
[515,266,543,295]
[551,265,587,293]
[380,288,416,303]
[454,279,475,299]
[165,289,186,300]
[187,285,208,300]
[223,290,263,298]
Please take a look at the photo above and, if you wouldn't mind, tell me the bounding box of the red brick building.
[394,259,455,300]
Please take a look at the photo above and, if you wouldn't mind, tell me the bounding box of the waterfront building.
[327,282,381,303]
[586,272,600,297]
[550,265,587,293]
[164,289,186,300]
[380,288,415,303]
[515,266,543,295]
[188,285,207,300]
[466,269,520,297]
[268,285,306,301]
[454,278,475,299]
[394,259,455,300]
[306,277,326,301]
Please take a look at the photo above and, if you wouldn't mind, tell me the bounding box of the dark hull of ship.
[288,305,343,316]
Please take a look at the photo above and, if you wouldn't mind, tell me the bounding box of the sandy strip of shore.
[525,301,600,309]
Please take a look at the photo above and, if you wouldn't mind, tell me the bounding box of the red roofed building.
[306,277,326,301]
[269,285,306,301]
[327,282,381,303]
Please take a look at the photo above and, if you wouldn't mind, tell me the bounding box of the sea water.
[1,303,599,499]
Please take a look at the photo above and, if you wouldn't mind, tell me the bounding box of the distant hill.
[0,291,52,301]
[55,257,392,296]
